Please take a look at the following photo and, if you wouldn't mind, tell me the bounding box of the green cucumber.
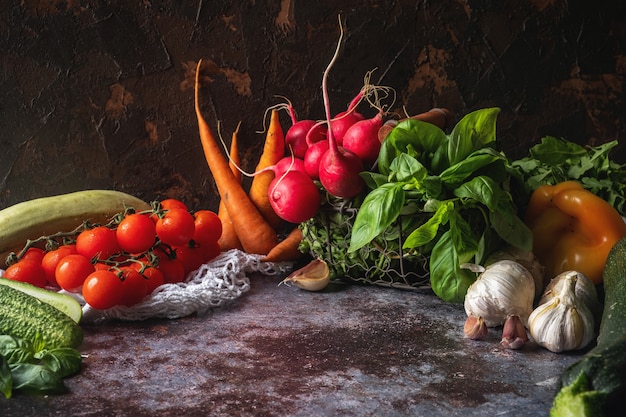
[551,237,626,417]
[0,284,83,349]
[0,278,82,323]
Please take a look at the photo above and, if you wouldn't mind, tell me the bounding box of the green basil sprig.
[348,107,533,303]
[0,334,82,398]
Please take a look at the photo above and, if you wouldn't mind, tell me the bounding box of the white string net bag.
[78,249,294,323]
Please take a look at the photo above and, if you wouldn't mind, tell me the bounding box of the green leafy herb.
[0,333,82,398]
[510,136,626,215]
[348,108,533,303]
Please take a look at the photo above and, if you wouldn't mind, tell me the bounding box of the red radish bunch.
[263,19,399,223]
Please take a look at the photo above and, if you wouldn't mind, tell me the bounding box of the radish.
[317,19,365,199]
[284,102,327,159]
[304,139,329,180]
[341,110,384,167]
[305,121,327,146]
[273,155,308,177]
[285,119,318,158]
[268,170,321,223]
[330,92,365,146]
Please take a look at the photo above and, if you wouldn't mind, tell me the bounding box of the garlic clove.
[464,315,488,340]
[528,272,596,353]
[279,259,330,291]
[501,314,528,350]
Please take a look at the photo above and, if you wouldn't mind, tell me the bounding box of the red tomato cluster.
[3,199,222,310]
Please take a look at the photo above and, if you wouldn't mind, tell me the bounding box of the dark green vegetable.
[0,284,83,349]
[348,108,533,303]
[510,136,626,216]
[0,334,82,398]
[550,236,626,417]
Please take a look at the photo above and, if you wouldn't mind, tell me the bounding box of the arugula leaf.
[510,136,626,215]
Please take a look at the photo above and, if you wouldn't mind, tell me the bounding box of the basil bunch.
[1,334,82,398]
[348,108,532,303]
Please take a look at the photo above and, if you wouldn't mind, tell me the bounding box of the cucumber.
[551,236,626,417]
[0,277,82,323]
[0,284,83,349]
[0,189,151,267]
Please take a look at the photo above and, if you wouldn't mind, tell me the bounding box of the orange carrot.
[218,123,243,251]
[194,60,278,255]
[261,227,305,262]
[248,109,285,229]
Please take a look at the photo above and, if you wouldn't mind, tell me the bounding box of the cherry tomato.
[131,263,165,294]
[41,244,77,286]
[199,240,221,263]
[156,208,195,247]
[55,253,95,293]
[82,270,124,310]
[192,210,222,245]
[154,247,186,284]
[76,226,120,261]
[119,267,148,307]
[3,259,47,288]
[21,247,45,264]
[160,198,188,211]
[116,213,156,254]
[174,244,205,275]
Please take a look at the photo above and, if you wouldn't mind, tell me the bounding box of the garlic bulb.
[485,246,545,299]
[528,271,596,353]
[463,260,536,327]
[538,270,601,320]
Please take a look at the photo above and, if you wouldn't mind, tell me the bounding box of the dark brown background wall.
[1,0,625,211]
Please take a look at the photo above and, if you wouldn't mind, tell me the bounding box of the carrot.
[194,60,278,255]
[248,109,285,229]
[261,227,305,262]
[217,123,243,251]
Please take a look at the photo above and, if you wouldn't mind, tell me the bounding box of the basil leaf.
[1,355,12,399]
[447,107,500,167]
[453,175,501,211]
[0,335,34,365]
[9,363,66,395]
[439,148,504,189]
[360,171,389,189]
[489,206,533,251]
[36,348,82,378]
[428,229,477,303]
[449,211,480,260]
[379,119,447,175]
[389,153,427,182]
[403,200,453,248]
[348,183,406,252]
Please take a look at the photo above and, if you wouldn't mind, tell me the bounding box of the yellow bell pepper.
[524,181,626,285]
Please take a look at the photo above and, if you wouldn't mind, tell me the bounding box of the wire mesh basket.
[299,194,431,291]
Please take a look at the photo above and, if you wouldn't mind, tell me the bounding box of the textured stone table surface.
[1,274,582,416]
